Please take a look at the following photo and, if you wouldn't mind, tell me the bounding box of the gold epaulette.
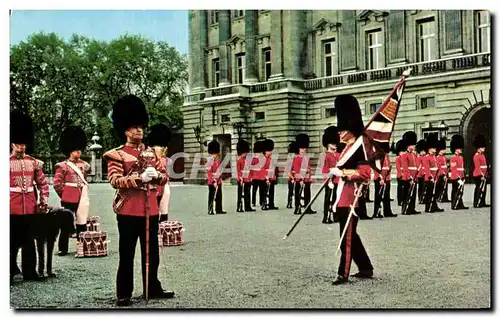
[103,145,125,162]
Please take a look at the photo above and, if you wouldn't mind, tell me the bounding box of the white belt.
[480,166,487,168]
[457,168,464,171]
[65,182,81,188]
[440,166,447,168]
[10,186,34,193]
[382,168,390,170]
[408,167,417,170]
[430,168,438,171]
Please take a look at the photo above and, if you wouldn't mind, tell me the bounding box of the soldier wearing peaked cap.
[286,141,298,209]
[206,140,226,214]
[436,137,450,203]
[102,95,174,306]
[328,94,374,285]
[423,133,444,213]
[146,123,172,222]
[236,139,255,212]
[472,134,489,208]
[291,133,316,215]
[10,110,49,282]
[322,125,340,224]
[53,126,90,256]
[449,135,468,210]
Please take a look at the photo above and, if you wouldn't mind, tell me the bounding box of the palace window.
[212,58,220,87]
[236,53,245,84]
[369,102,382,114]
[477,11,490,53]
[417,18,437,62]
[233,10,244,18]
[367,30,384,69]
[221,114,230,123]
[255,112,265,120]
[324,107,336,118]
[323,39,337,77]
[263,48,272,81]
[210,10,219,24]
[420,96,435,109]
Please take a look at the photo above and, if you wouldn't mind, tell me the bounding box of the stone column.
[283,10,305,80]
[89,132,103,182]
[189,10,208,93]
[244,10,258,83]
[218,10,231,86]
[269,10,284,80]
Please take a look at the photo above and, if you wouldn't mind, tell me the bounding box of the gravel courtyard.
[10,183,491,309]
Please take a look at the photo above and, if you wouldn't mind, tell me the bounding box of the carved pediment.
[312,18,341,35]
[357,10,389,22]
[227,34,245,45]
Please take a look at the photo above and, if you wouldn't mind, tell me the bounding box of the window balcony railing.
[184,52,490,102]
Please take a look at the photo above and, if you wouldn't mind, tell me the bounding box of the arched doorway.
[463,105,492,179]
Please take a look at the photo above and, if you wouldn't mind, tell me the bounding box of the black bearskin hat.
[59,126,87,156]
[415,139,427,153]
[288,141,298,154]
[208,140,220,154]
[437,138,447,152]
[335,95,364,137]
[396,139,407,154]
[296,133,310,149]
[111,95,149,137]
[322,125,339,148]
[264,139,274,152]
[253,140,264,153]
[147,123,171,147]
[237,139,250,155]
[10,110,34,147]
[425,133,439,150]
[450,135,464,153]
[337,142,346,154]
[402,131,417,146]
[473,134,487,148]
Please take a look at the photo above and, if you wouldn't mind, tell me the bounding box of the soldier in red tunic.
[103,95,174,306]
[206,140,226,215]
[394,139,406,206]
[415,139,427,204]
[53,126,89,256]
[401,131,421,215]
[322,126,340,224]
[146,123,172,222]
[263,139,279,210]
[472,134,489,208]
[373,153,397,218]
[236,139,255,212]
[251,140,264,208]
[10,110,49,282]
[449,135,468,210]
[329,95,373,285]
[423,133,444,213]
[286,141,298,209]
[291,134,316,215]
[436,137,450,203]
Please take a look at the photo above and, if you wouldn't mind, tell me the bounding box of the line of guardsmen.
[204,130,490,219]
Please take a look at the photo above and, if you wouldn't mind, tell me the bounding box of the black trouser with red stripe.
[287,179,294,206]
[396,178,404,206]
[336,207,373,278]
[243,182,252,210]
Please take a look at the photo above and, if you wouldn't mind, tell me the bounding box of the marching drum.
[76,231,109,257]
[85,216,101,232]
[158,221,184,247]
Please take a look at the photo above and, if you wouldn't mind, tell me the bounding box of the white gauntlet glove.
[458,179,465,186]
[145,167,159,179]
[329,167,343,178]
[141,171,153,183]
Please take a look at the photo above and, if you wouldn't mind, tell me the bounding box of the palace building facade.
[182,10,491,183]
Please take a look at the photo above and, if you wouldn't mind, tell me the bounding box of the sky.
[9,10,189,55]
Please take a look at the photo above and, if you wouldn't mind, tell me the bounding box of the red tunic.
[336,143,371,208]
[373,153,391,182]
[322,152,339,184]
[251,154,267,181]
[155,157,170,197]
[206,156,222,185]
[473,152,488,177]
[436,155,448,177]
[449,155,465,180]
[291,154,312,183]
[237,156,252,183]
[401,152,418,181]
[395,156,402,179]
[416,155,426,178]
[53,159,90,203]
[424,154,438,182]
[103,144,167,217]
[10,154,50,215]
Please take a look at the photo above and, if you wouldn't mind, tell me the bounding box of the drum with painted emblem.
[158,220,184,247]
[76,231,109,257]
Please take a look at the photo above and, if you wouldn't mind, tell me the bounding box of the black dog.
[32,207,75,278]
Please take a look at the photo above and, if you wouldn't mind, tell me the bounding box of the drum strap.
[67,161,90,225]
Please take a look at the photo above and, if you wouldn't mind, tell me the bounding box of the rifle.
[478,176,487,205]
[209,185,219,215]
[237,181,244,212]
[438,175,448,202]
[327,180,336,221]
[453,180,465,209]
[262,180,271,210]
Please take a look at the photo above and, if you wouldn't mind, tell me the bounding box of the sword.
[336,183,364,255]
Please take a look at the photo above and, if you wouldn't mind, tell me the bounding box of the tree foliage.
[10,32,188,161]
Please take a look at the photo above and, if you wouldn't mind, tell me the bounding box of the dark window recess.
[255,112,265,120]
[213,59,220,87]
[324,107,336,118]
[263,49,271,81]
[420,96,435,109]
[221,114,230,123]
[370,103,382,114]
